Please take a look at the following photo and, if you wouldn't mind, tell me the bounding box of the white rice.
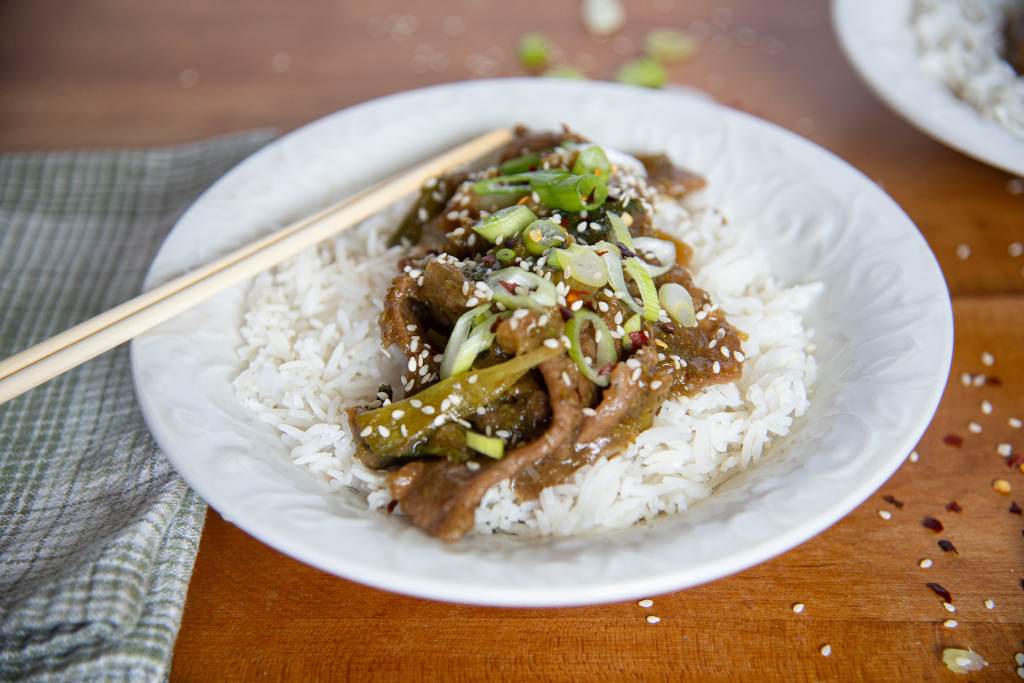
[912,0,1024,139]
[233,191,822,536]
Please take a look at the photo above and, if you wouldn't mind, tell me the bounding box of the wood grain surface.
[1,0,1021,680]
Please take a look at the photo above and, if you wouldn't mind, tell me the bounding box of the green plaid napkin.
[0,131,275,681]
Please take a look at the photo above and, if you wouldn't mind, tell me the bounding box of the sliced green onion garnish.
[472,171,559,197]
[616,57,667,89]
[571,145,612,176]
[465,430,505,459]
[659,282,697,327]
[495,248,516,263]
[565,310,617,387]
[532,173,608,212]
[624,257,660,321]
[632,236,676,277]
[472,205,537,243]
[440,305,497,379]
[645,29,698,64]
[607,211,634,249]
[523,219,570,255]
[543,65,586,79]
[548,244,608,288]
[486,266,558,310]
[499,152,542,175]
[596,241,643,317]
[519,33,551,71]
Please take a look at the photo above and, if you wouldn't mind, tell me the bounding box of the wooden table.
[2,0,1022,679]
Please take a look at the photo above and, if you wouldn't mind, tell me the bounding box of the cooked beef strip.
[379,273,439,393]
[418,259,473,328]
[635,153,707,199]
[386,352,583,541]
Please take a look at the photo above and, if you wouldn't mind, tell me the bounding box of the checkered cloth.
[0,131,274,681]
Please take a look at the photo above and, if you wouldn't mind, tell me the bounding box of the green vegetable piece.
[472,205,537,243]
[542,65,586,79]
[571,145,612,177]
[645,29,698,64]
[616,58,667,89]
[624,257,661,321]
[353,344,561,467]
[548,244,608,288]
[523,219,570,255]
[519,33,551,71]
[499,152,542,175]
[466,430,506,459]
[495,247,517,263]
[565,310,616,387]
[606,211,634,249]
[532,173,608,212]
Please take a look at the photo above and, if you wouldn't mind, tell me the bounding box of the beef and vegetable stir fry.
[349,127,745,541]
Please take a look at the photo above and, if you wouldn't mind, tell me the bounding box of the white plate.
[131,79,952,607]
[833,0,1024,176]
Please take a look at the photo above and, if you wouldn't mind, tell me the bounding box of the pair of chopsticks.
[0,127,513,406]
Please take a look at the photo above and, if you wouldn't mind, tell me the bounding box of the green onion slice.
[571,145,612,176]
[548,244,608,288]
[486,266,558,311]
[565,310,617,387]
[499,152,542,175]
[659,282,697,327]
[632,236,676,277]
[606,211,634,249]
[523,219,570,256]
[595,241,643,317]
[472,205,537,243]
[465,430,505,459]
[519,33,551,71]
[624,257,661,321]
[440,305,498,379]
[532,173,608,212]
[495,248,516,264]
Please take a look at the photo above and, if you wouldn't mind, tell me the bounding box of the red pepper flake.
[927,582,953,603]
[945,501,962,513]
[986,376,1002,386]
[1010,501,1022,515]
[921,516,944,532]
[659,322,676,335]
[629,330,650,349]
[882,494,904,508]
[598,363,614,376]
[386,499,398,514]
[558,306,572,321]
[942,434,963,448]
[499,280,519,294]
[1008,454,1024,469]
[566,290,587,307]
[937,539,958,553]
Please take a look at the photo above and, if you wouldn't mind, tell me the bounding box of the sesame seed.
[466,297,479,307]
[496,430,511,439]
[466,461,480,471]
[646,615,661,624]
[820,644,832,657]
[980,400,992,414]
[410,399,422,408]
[421,405,436,415]
[468,374,478,384]
[359,426,372,437]
[878,509,892,520]
[631,367,642,382]
[943,602,956,613]
[721,346,730,358]
[651,380,663,390]
[984,598,995,609]
[992,479,1012,494]
[955,243,971,260]
[626,358,641,369]
[638,599,653,608]
[919,558,933,568]
[792,603,805,613]
[943,619,957,629]
[582,407,597,416]
[712,361,721,374]
[392,410,405,419]
[400,424,409,437]
[1016,653,1023,665]
[406,324,417,332]
[972,374,985,387]
[909,451,920,463]
[968,421,982,433]
[960,373,972,387]
[543,338,560,349]
[598,301,609,312]
[432,415,446,427]
[708,338,718,348]
[1009,242,1024,257]
[570,300,584,311]
[981,351,995,366]
[407,358,417,373]
[998,443,1012,457]
[377,426,390,438]
[562,372,572,386]
[1010,417,1022,428]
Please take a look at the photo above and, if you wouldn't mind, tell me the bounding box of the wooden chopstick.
[0,127,513,405]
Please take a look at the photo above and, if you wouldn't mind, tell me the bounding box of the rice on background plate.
[233,179,822,537]
[912,0,1024,139]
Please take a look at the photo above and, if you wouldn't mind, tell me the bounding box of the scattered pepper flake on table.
[943,434,964,448]
[922,516,944,532]
[927,582,953,603]
[882,494,904,508]
[945,501,962,513]
[938,539,958,553]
